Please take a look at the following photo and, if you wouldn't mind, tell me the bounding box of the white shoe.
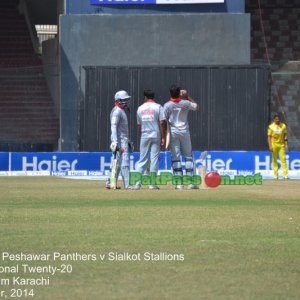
[175,185,184,190]
[127,185,140,190]
[149,185,159,190]
[105,179,111,189]
[134,184,141,190]
[187,184,199,190]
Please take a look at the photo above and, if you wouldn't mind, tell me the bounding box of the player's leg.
[170,133,183,189]
[110,151,121,189]
[115,151,121,185]
[106,152,113,189]
[149,138,160,173]
[180,132,193,176]
[198,151,207,187]
[278,144,288,179]
[134,138,151,189]
[106,149,121,190]
[148,138,161,190]
[120,139,131,189]
[271,143,279,179]
[180,131,199,189]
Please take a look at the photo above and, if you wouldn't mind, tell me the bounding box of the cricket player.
[106,90,133,189]
[134,89,166,190]
[267,114,289,179]
[164,85,198,190]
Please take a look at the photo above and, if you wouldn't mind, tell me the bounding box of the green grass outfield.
[0,177,299,300]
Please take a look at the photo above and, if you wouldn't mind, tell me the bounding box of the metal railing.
[35,25,57,46]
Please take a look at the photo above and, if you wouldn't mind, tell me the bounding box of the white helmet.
[114,90,131,109]
[114,90,131,101]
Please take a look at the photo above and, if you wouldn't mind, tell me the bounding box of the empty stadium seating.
[247,0,300,68]
[247,0,300,150]
[0,0,59,151]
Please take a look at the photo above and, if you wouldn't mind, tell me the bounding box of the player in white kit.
[106,90,133,189]
[134,89,166,189]
[163,85,198,190]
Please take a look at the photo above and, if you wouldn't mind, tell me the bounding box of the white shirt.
[137,100,165,139]
[110,106,129,143]
[163,99,197,133]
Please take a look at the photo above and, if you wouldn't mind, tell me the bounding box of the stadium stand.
[0,0,298,151]
[0,0,59,151]
[247,0,300,68]
[246,0,300,150]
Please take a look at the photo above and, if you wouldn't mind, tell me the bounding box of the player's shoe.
[175,185,184,190]
[126,185,139,190]
[131,184,141,190]
[105,179,120,189]
[106,185,121,190]
[187,184,199,190]
[149,185,159,190]
[273,176,278,180]
[283,176,289,180]
[105,178,111,189]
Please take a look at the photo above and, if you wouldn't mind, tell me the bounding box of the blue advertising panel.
[194,151,300,179]
[10,152,112,174]
[0,152,9,171]
[90,0,224,4]
[2,151,300,179]
[9,152,169,175]
[195,150,300,170]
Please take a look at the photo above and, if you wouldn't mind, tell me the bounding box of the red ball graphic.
[204,172,221,188]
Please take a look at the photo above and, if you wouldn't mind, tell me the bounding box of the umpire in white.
[163,85,198,190]
[134,89,166,190]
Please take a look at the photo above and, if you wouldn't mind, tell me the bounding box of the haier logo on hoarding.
[201,154,232,170]
[1,151,298,179]
[255,155,300,170]
[22,156,78,171]
[99,155,137,171]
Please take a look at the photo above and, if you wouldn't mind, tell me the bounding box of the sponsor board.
[0,152,9,171]
[90,0,224,5]
[0,151,299,179]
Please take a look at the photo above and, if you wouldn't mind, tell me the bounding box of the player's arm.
[160,120,167,150]
[111,124,118,142]
[188,100,198,111]
[110,114,119,152]
[267,135,273,152]
[137,123,141,136]
[159,106,167,149]
[267,126,273,152]
[284,133,288,151]
[137,110,141,132]
[181,89,198,110]
[282,124,288,151]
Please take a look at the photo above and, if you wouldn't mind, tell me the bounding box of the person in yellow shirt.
[267,114,289,179]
